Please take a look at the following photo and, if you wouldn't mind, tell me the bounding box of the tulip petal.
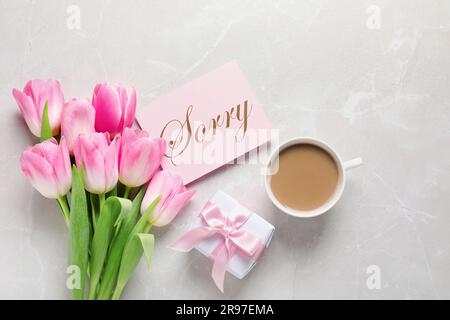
[12,88,40,137]
[141,170,165,214]
[30,138,59,163]
[20,138,72,199]
[41,80,64,134]
[115,84,128,131]
[54,137,72,196]
[152,189,195,227]
[20,150,58,198]
[90,132,110,151]
[14,79,64,137]
[23,80,45,106]
[103,136,120,192]
[123,88,136,129]
[93,83,102,97]
[93,85,121,134]
[84,150,106,194]
[119,137,164,187]
[159,173,184,208]
[120,127,149,149]
[119,139,149,187]
[61,99,95,153]
[74,132,119,194]
[74,135,106,193]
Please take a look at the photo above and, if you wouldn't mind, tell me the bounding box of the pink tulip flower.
[61,99,96,154]
[74,132,120,194]
[92,83,136,136]
[20,137,72,199]
[12,79,64,137]
[119,128,166,188]
[141,170,195,227]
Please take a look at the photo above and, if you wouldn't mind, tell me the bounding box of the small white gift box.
[170,190,275,291]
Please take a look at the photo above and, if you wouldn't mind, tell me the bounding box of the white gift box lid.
[194,191,275,279]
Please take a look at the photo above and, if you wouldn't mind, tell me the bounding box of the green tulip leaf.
[111,196,160,300]
[40,101,52,142]
[137,233,155,271]
[96,188,146,300]
[69,165,90,300]
[88,196,132,300]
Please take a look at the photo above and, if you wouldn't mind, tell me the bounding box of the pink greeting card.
[136,61,272,184]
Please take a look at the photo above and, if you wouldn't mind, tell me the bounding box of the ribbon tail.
[169,226,216,252]
[211,243,230,293]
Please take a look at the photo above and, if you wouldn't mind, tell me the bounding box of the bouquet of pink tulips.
[13,80,195,299]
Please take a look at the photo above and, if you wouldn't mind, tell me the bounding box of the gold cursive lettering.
[160,100,253,165]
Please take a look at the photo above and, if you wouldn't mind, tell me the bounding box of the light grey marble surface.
[1,0,450,299]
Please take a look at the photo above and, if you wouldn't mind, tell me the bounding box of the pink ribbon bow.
[170,202,265,292]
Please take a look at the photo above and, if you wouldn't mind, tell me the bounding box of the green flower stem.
[88,281,96,300]
[143,222,152,234]
[99,193,105,210]
[90,193,97,230]
[95,193,105,230]
[56,196,70,227]
[123,186,131,199]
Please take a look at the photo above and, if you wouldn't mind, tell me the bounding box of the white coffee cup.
[264,137,362,218]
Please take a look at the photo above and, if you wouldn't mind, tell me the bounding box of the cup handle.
[343,157,363,171]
